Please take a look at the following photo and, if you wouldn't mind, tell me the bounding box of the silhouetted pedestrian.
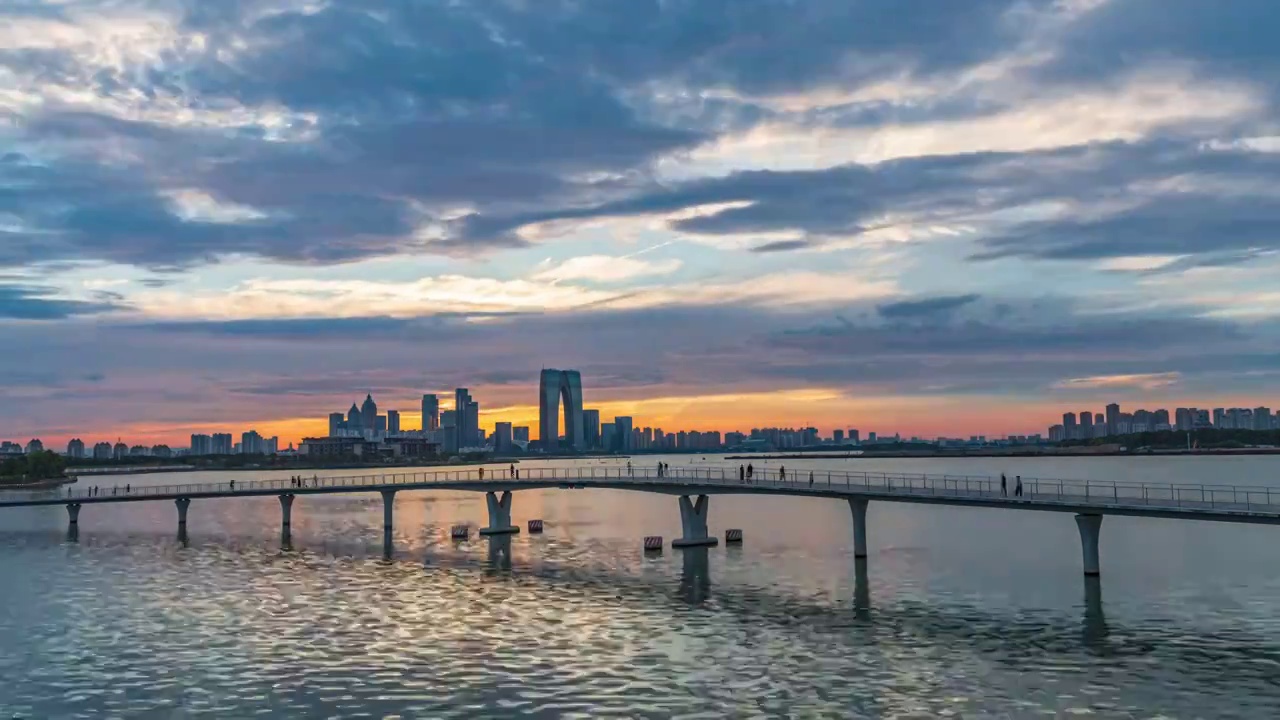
[739,465,745,483]
[779,466,786,482]
[125,484,130,494]
[509,463,515,478]
[1015,476,1023,497]
[809,471,814,487]
[1001,473,1007,497]
[747,463,754,482]
[479,467,485,480]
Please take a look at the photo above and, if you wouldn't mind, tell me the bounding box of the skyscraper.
[465,400,479,447]
[421,394,439,431]
[212,433,233,454]
[583,409,600,449]
[328,412,345,436]
[493,422,513,453]
[1080,411,1093,430]
[361,394,378,432]
[387,410,400,435]
[1105,403,1120,436]
[848,429,860,445]
[613,416,633,451]
[539,369,585,451]
[347,403,362,432]
[441,410,458,453]
[1063,412,1077,439]
[454,388,473,450]
[513,426,530,444]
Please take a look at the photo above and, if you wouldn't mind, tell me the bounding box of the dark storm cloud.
[0,284,123,320]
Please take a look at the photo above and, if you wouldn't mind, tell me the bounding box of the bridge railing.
[31,465,1280,514]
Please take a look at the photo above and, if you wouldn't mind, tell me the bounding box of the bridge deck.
[3,466,1280,525]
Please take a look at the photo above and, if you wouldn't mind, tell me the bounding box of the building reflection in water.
[679,548,711,605]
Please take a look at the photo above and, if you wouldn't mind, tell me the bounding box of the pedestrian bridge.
[4,465,1280,576]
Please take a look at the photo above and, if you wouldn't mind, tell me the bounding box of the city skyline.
[3,3,1280,452]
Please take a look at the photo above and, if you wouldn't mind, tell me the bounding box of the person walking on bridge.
[1015,475,1023,498]
[739,465,745,484]
[809,471,814,487]
[779,466,786,482]
[479,467,485,480]
[1000,473,1007,497]
[747,463,754,482]
[509,463,515,478]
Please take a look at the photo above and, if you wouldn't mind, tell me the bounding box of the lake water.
[3,455,1280,718]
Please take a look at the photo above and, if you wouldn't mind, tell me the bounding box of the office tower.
[441,410,458,453]
[387,410,400,435]
[868,432,877,443]
[66,438,85,458]
[421,394,439,431]
[361,394,377,431]
[466,401,480,447]
[454,389,471,450]
[613,416,634,451]
[493,422,513,453]
[347,403,363,431]
[1080,411,1093,430]
[266,437,279,455]
[1105,403,1120,436]
[513,426,530,444]
[1063,412,1077,439]
[601,423,616,451]
[583,409,601,449]
[328,412,345,436]
[833,429,844,443]
[538,369,585,451]
[375,415,387,435]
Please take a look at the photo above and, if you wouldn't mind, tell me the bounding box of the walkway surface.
[5,466,1280,525]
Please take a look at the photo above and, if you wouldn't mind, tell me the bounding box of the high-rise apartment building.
[601,423,616,451]
[66,438,85,458]
[212,433,233,455]
[1255,407,1273,431]
[833,429,844,443]
[190,433,212,455]
[849,429,860,444]
[421,394,439,431]
[1105,403,1120,436]
[1063,412,1078,439]
[1080,411,1093,430]
[441,409,458,453]
[465,400,479,448]
[1213,408,1227,428]
[328,412,345,436]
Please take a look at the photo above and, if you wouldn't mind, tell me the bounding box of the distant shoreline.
[726,448,1280,460]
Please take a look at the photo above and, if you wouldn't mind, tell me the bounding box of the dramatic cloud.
[3,0,1280,442]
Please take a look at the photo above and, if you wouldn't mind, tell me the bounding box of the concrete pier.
[381,490,396,556]
[66,502,81,526]
[1075,513,1103,576]
[849,498,869,559]
[673,494,717,548]
[175,497,190,544]
[175,497,190,531]
[279,494,295,544]
[480,491,519,535]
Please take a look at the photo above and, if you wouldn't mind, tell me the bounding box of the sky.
[3,0,1280,447]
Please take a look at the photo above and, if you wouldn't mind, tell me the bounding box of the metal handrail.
[7,465,1280,514]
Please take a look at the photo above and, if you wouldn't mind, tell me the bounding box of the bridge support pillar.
[381,490,395,556]
[481,491,519,535]
[66,502,81,526]
[673,495,717,548]
[279,494,295,543]
[849,498,869,559]
[175,497,190,543]
[1075,514,1103,576]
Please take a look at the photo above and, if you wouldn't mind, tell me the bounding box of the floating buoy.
[450,525,469,540]
[643,536,663,551]
[528,519,544,533]
[725,528,744,544]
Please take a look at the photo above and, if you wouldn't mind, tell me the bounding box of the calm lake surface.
[3,455,1280,718]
